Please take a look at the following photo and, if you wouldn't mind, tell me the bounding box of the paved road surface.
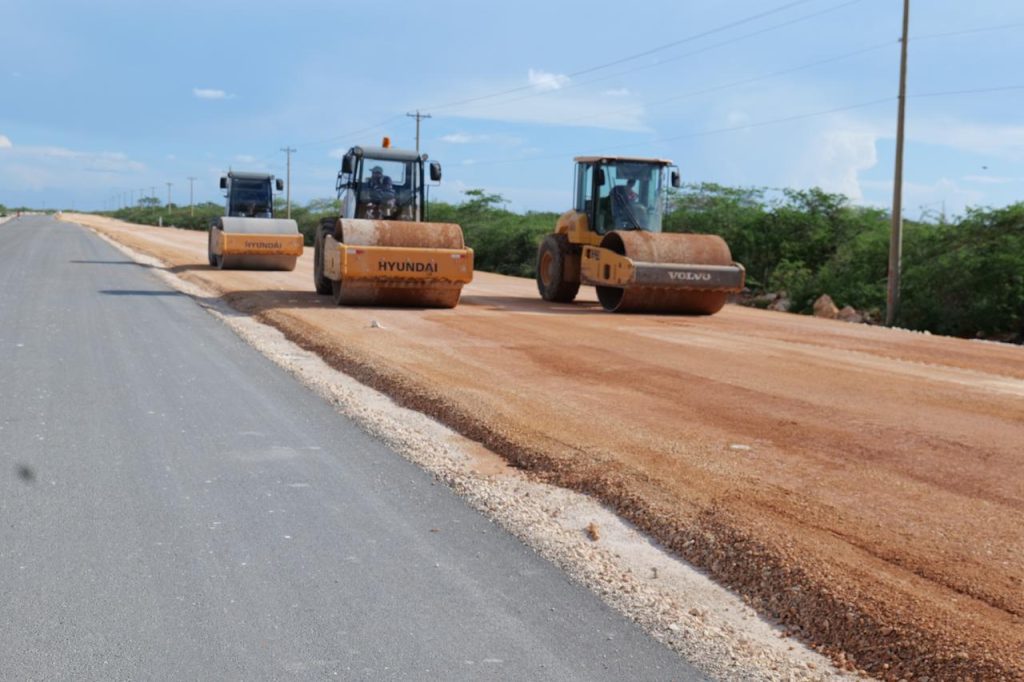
[0,216,701,680]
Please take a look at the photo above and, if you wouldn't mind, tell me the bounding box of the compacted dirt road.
[64,215,1024,680]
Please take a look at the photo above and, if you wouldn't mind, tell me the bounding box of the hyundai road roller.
[536,156,745,314]
[207,171,304,271]
[313,139,473,308]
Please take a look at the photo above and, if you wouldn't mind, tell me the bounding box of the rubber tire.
[536,234,581,303]
[313,219,335,295]
[207,225,218,267]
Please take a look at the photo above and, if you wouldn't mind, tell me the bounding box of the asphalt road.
[0,216,702,680]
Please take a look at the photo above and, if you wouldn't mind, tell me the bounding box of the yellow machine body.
[210,216,304,271]
[212,230,305,258]
[544,207,746,314]
[321,219,473,308]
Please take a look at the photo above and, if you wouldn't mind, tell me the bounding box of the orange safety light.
[382,136,391,148]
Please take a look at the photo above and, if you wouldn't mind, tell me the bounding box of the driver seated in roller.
[611,179,643,228]
[363,165,398,218]
[367,166,395,202]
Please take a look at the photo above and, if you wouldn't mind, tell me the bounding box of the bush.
[901,204,1024,340]
[430,190,557,277]
[95,185,1024,343]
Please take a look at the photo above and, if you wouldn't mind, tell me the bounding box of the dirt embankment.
[64,215,1024,680]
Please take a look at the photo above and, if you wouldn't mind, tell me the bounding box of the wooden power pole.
[886,0,910,327]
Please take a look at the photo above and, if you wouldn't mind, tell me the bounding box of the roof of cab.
[573,156,674,165]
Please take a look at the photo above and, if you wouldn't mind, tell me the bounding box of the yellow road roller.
[313,140,473,308]
[207,171,304,271]
[537,156,745,314]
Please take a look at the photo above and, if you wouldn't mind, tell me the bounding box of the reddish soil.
[66,215,1024,680]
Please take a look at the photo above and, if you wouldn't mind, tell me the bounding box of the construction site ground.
[62,215,1024,680]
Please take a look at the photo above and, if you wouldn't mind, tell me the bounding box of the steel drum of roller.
[596,231,736,315]
[215,217,302,271]
[330,218,470,308]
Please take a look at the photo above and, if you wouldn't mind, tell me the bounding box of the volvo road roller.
[536,156,745,314]
[207,171,304,271]
[313,139,473,308]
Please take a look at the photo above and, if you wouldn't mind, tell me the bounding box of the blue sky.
[2,0,1023,219]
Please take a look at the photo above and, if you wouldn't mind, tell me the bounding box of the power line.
[910,84,1024,98]
[607,97,896,150]
[449,0,870,119]
[297,0,858,151]
[573,0,824,78]
[913,21,1024,42]
[532,38,896,131]
[467,96,895,168]
[426,0,824,114]
[294,115,407,150]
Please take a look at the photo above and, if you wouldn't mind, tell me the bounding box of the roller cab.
[314,140,473,308]
[537,156,746,314]
[207,171,303,271]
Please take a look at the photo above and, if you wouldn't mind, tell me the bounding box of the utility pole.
[166,182,173,209]
[406,110,432,154]
[187,176,197,216]
[150,186,156,204]
[280,147,295,218]
[886,0,910,327]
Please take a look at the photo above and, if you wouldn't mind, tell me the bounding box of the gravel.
[85,227,858,682]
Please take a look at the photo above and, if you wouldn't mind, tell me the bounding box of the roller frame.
[210,230,305,258]
[321,235,473,286]
[580,245,745,292]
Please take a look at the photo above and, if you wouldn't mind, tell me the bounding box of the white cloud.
[0,134,11,149]
[861,178,985,220]
[911,119,1024,160]
[440,133,479,144]
[725,110,751,127]
[193,88,232,100]
[602,88,630,97]
[451,92,647,132]
[904,179,984,221]
[431,69,649,132]
[528,69,570,92]
[962,174,1024,185]
[791,129,879,201]
[234,154,257,164]
[0,144,145,193]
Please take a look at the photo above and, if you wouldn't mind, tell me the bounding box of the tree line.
[98,184,1023,343]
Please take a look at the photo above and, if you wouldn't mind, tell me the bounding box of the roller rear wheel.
[207,226,219,267]
[536,234,580,303]
[313,220,335,295]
